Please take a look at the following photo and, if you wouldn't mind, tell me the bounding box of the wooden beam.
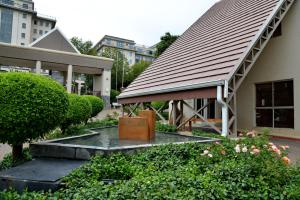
[182,101,222,134]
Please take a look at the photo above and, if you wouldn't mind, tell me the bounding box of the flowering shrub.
[1,133,300,199]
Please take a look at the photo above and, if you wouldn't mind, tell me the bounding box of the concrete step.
[0,158,85,192]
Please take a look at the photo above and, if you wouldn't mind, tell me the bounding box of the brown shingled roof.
[118,0,286,103]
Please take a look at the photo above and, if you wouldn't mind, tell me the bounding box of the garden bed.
[1,133,300,199]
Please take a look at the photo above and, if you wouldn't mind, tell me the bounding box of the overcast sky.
[34,0,218,46]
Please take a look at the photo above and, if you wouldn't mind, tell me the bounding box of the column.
[67,64,73,93]
[36,61,41,74]
[93,69,111,109]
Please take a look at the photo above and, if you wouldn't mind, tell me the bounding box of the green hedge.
[61,94,92,133]
[0,72,68,159]
[82,95,104,118]
[2,134,300,199]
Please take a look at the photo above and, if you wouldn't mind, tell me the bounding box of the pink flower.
[215,141,221,145]
[282,156,291,165]
[251,148,260,155]
[271,145,281,156]
[220,150,226,155]
[280,145,287,150]
[285,145,290,149]
[246,130,257,138]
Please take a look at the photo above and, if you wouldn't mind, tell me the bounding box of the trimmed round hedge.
[61,94,92,132]
[0,72,68,150]
[82,95,104,118]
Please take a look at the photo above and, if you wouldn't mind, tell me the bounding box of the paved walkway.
[94,108,122,120]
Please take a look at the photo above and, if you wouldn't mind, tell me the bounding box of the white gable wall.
[237,1,300,137]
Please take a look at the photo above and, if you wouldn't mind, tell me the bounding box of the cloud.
[34,0,218,46]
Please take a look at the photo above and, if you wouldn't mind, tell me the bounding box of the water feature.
[57,127,208,148]
[30,127,220,160]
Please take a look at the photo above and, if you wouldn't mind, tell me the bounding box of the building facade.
[0,0,56,72]
[95,35,156,66]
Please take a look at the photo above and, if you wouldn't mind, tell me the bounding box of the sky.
[34,0,219,46]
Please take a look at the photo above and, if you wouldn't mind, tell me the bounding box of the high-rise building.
[0,0,56,46]
[0,0,56,72]
[95,35,156,66]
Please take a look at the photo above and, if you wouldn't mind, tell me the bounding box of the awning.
[0,42,113,75]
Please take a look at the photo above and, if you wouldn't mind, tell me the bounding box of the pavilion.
[0,28,114,107]
[118,0,297,138]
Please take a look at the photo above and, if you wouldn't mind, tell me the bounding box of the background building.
[95,35,156,66]
[0,0,56,72]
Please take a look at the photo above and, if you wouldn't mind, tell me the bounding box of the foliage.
[61,94,92,133]
[0,149,31,171]
[101,47,130,91]
[2,134,300,199]
[156,122,177,132]
[151,101,169,121]
[110,89,120,104]
[155,32,179,57]
[193,129,225,139]
[70,37,96,55]
[0,72,68,160]
[70,37,97,92]
[82,95,104,118]
[151,101,169,111]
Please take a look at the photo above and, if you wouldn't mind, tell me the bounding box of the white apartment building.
[0,0,56,72]
[0,0,56,46]
[95,35,156,66]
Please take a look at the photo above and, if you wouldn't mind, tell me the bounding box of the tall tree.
[100,47,130,91]
[70,37,97,55]
[155,32,179,57]
[70,37,97,92]
[128,60,151,83]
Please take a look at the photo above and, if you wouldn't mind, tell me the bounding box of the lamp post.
[116,52,118,90]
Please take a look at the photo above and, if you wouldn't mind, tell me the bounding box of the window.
[39,21,43,26]
[21,43,25,46]
[33,29,37,34]
[0,8,13,43]
[33,38,36,41]
[22,4,28,9]
[45,22,49,27]
[45,31,48,34]
[256,80,294,128]
[39,30,43,35]
[22,23,26,29]
[21,33,25,38]
[34,20,37,25]
[22,13,27,19]
[117,41,123,48]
